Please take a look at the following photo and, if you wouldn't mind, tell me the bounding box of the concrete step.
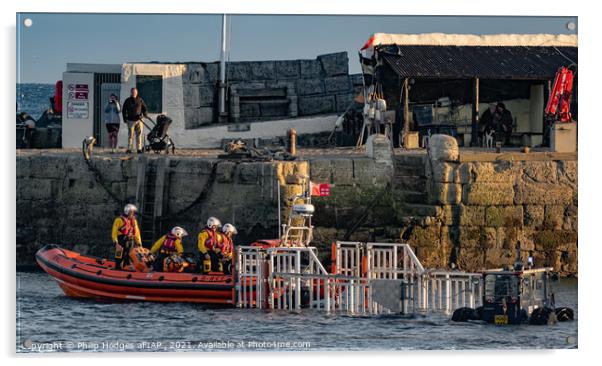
[401,203,441,217]
[394,164,426,177]
[393,176,427,191]
[395,190,429,204]
[394,154,426,166]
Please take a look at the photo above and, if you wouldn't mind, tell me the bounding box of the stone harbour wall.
[306,137,578,276]
[17,142,577,276]
[16,151,306,267]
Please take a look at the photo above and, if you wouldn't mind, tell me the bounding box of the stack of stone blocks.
[181,52,363,128]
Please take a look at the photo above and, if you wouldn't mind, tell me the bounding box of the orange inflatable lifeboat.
[35,244,237,304]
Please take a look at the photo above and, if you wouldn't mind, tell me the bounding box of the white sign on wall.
[67,101,89,119]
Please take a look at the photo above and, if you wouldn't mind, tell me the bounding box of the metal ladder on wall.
[136,156,170,247]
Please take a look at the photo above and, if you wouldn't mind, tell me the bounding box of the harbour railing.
[235,242,483,315]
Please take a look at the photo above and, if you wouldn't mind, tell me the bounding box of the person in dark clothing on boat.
[121,88,149,154]
[111,204,142,270]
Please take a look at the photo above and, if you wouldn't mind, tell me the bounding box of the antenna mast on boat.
[218,14,230,122]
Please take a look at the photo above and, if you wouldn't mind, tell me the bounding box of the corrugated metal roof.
[379,45,577,80]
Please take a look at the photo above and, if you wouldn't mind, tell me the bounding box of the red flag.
[310,182,331,197]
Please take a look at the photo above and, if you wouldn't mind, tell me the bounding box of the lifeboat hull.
[35,245,237,305]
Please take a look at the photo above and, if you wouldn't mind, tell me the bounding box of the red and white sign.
[310,182,331,197]
[67,84,89,100]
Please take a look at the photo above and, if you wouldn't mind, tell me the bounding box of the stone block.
[28,155,69,179]
[409,225,449,268]
[296,78,324,96]
[563,204,578,232]
[365,134,392,166]
[352,158,375,185]
[216,161,237,183]
[275,60,300,79]
[183,85,200,107]
[185,107,214,129]
[460,161,520,184]
[198,85,216,106]
[16,157,31,178]
[430,183,462,204]
[350,73,364,86]
[557,160,577,190]
[237,163,260,184]
[331,159,353,186]
[485,206,523,228]
[249,61,276,80]
[298,95,335,115]
[309,159,332,183]
[170,159,215,175]
[523,161,558,184]
[462,183,515,205]
[458,205,485,226]
[168,173,210,196]
[514,182,573,205]
[324,75,351,93]
[440,205,458,226]
[226,62,251,81]
[240,103,261,118]
[300,59,322,78]
[533,230,578,252]
[17,178,53,201]
[260,102,288,117]
[184,63,219,83]
[428,134,459,162]
[543,205,565,230]
[93,158,127,183]
[523,205,544,228]
[335,93,355,112]
[317,52,349,76]
[430,162,457,183]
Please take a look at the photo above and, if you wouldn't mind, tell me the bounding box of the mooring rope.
[160,162,219,221]
[81,139,125,206]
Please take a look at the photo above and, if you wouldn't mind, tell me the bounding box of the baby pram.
[143,114,176,154]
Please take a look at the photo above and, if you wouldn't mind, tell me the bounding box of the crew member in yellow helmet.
[150,226,187,271]
[197,217,222,273]
[111,204,142,270]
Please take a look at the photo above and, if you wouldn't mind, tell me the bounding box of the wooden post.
[471,77,480,147]
[403,78,410,147]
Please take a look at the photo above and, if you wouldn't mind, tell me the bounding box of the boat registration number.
[494,315,508,325]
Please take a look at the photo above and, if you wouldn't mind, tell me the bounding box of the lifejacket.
[160,233,178,254]
[221,235,233,256]
[202,227,218,251]
[118,215,136,237]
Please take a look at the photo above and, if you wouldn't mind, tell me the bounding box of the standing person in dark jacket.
[122,87,148,153]
[495,103,514,146]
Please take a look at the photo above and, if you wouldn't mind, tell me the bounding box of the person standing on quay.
[104,93,121,153]
[122,87,148,153]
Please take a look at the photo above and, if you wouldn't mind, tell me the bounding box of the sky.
[16,13,577,83]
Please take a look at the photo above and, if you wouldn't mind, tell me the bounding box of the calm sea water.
[16,271,578,352]
[16,83,54,119]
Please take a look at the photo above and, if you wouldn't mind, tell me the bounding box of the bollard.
[289,128,297,156]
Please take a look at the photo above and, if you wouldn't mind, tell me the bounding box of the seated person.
[150,226,187,272]
[216,223,237,275]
